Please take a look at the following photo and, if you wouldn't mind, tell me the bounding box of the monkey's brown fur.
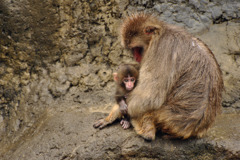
[115,64,139,104]
[94,13,223,140]
[93,103,121,129]
[120,13,223,140]
[93,64,139,129]
[115,64,139,129]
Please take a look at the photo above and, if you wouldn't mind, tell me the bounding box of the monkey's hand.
[119,100,128,115]
[120,119,131,129]
[93,119,110,129]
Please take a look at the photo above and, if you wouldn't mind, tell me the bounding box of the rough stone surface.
[1,104,239,160]
[0,0,239,159]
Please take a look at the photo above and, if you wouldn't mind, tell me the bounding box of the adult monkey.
[120,13,223,140]
[93,13,223,140]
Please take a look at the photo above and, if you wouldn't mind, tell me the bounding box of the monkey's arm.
[115,90,128,115]
[93,104,122,129]
[127,36,176,117]
[119,99,128,115]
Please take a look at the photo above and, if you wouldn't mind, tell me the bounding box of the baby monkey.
[113,64,139,129]
[93,64,139,130]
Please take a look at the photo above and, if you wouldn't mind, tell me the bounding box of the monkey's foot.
[140,129,156,141]
[120,119,131,129]
[134,125,156,141]
[93,119,109,129]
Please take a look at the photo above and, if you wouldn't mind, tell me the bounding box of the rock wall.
[0,0,239,157]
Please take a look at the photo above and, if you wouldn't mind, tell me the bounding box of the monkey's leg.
[153,105,201,139]
[131,112,156,141]
[93,104,121,129]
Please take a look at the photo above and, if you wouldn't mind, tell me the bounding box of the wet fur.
[121,13,223,139]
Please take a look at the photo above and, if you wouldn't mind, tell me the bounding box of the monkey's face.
[114,64,139,91]
[123,75,136,91]
[121,14,158,63]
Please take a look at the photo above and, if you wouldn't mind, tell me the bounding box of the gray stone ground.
[1,98,240,159]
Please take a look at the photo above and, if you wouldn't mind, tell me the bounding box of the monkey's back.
[156,26,223,138]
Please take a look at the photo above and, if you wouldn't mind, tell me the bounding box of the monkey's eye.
[124,79,129,83]
[144,26,156,35]
[130,78,135,82]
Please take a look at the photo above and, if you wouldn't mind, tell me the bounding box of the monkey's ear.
[144,26,156,35]
[113,73,118,82]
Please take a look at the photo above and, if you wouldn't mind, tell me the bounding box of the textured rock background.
[0,0,239,159]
